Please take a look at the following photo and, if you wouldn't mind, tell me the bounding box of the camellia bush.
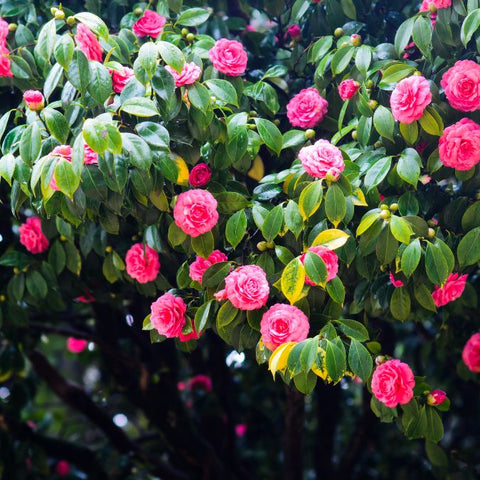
[0,0,479,478]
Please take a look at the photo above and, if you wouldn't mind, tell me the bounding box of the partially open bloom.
[84,144,98,165]
[0,45,12,78]
[166,62,202,87]
[389,272,404,288]
[19,217,49,254]
[371,359,415,408]
[67,338,88,353]
[431,273,467,307]
[287,24,302,41]
[0,18,9,44]
[338,79,360,100]
[189,163,211,187]
[441,60,480,112]
[125,243,160,283]
[150,293,186,338]
[220,265,269,310]
[260,304,310,351]
[132,9,166,38]
[209,39,248,76]
[189,250,228,284]
[419,0,452,11]
[390,75,432,124]
[49,145,73,191]
[462,333,480,372]
[298,139,344,179]
[173,189,219,237]
[23,90,44,111]
[300,246,339,285]
[75,24,103,62]
[287,88,328,129]
[439,118,480,170]
[110,66,135,94]
[427,389,447,405]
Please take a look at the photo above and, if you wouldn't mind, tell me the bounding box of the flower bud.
[428,228,435,238]
[366,80,374,88]
[249,110,257,117]
[379,210,390,220]
[380,204,389,210]
[66,16,76,26]
[8,23,17,32]
[351,130,358,140]
[13,267,20,274]
[375,355,386,365]
[257,241,268,252]
[186,33,195,42]
[389,203,398,211]
[341,41,349,48]
[374,141,383,148]
[50,6,58,15]
[351,34,361,46]
[428,4,437,12]
[427,389,446,406]
[54,10,65,20]
[134,7,143,16]
[265,241,275,249]
[305,129,316,140]
[0,295,6,302]
[23,90,45,112]
[105,245,113,253]
[181,28,189,36]
[60,235,67,242]
[368,99,378,110]
[334,27,344,38]
[273,119,280,126]
[413,70,422,76]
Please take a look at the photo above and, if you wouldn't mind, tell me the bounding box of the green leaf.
[304,251,327,286]
[43,63,63,100]
[48,240,66,275]
[293,370,318,394]
[425,242,449,286]
[399,121,418,145]
[176,7,211,26]
[19,123,41,166]
[157,41,185,73]
[414,283,437,312]
[325,337,346,383]
[326,276,345,304]
[261,205,283,242]
[457,227,480,267]
[299,181,323,220]
[389,216,413,244]
[202,261,231,288]
[26,270,48,299]
[121,97,159,117]
[194,300,214,334]
[0,153,16,185]
[462,202,480,232]
[425,441,449,468]
[356,211,380,236]
[348,338,373,381]
[122,133,152,170]
[54,34,75,70]
[43,108,70,144]
[226,210,247,249]
[215,192,249,213]
[254,118,283,155]
[412,15,432,58]
[191,231,214,258]
[390,286,411,321]
[136,122,170,149]
[376,227,398,265]
[461,8,480,46]
[216,301,239,329]
[54,159,80,199]
[418,106,443,136]
[355,45,371,77]
[395,17,415,57]
[336,319,369,341]
[204,79,238,106]
[331,46,354,75]
[83,119,107,153]
[397,148,421,187]
[88,62,112,105]
[379,64,416,88]
[401,238,421,277]
[137,42,158,80]
[364,156,391,190]
[425,407,444,443]
[284,201,303,238]
[74,12,109,39]
[187,83,211,111]
[281,258,305,305]
[325,184,346,227]
[373,106,394,141]
[34,20,56,62]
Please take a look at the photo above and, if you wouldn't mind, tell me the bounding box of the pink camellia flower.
[441,60,480,112]
[432,273,468,307]
[23,90,45,111]
[189,250,228,284]
[299,246,339,285]
[439,118,480,170]
[338,79,360,100]
[173,189,219,237]
[287,24,302,40]
[188,374,212,392]
[76,290,95,303]
[371,359,415,408]
[286,88,328,129]
[178,322,202,342]
[235,424,247,436]
[67,337,88,353]
[298,139,345,179]
[150,292,186,338]
[177,381,186,391]
[165,62,202,87]
[49,145,73,191]
[189,163,211,187]
[419,0,451,10]
[125,243,160,284]
[390,75,432,123]
[260,304,310,351]
[462,333,480,372]
[0,18,9,43]
[132,9,166,38]
[389,272,404,288]
[75,24,103,62]
[110,66,135,94]
[55,460,70,477]
[427,389,447,405]
[209,39,248,76]
[0,45,12,78]
[220,265,269,310]
[19,217,49,254]
[84,144,98,165]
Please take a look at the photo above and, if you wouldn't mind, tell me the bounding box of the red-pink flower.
[173,189,219,237]
[188,374,212,392]
[84,143,98,165]
[76,290,95,303]
[286,88,328,129]
[427,389,447,405]
[165,62,202,87]
[220,265,269,310]
[75,24,103,62]
[298,139,344,179]
[432,273,467,307]
[189,163,211,187]
[19,217,49,254]
[260,304,310,351]
[150,293,186,338]
[235,423,247,436]
[440,60,480,112]
[178,322,202,342]
[390,75,432,124]
[125,243,160,283]
[23,90,44,111]
[338,79,360,100]
[67,338,88,353]
[0,45,12,78]
[0,18,9,44]
[209,39,248,76]
[55,460,70,477]
[462,333,480,373]
[439,118,480,170]
[189,250,228,284]
[110,66,135,93]
[49,145,73,191]
[132,9,166,38]
[389,272,404,288]
[300,246,339,285]
[371,359,415,408]
[287,24,302,40]
[419,0,451,10]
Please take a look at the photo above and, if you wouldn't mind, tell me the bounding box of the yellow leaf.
[351,188,368,206]
[311,229,350,250]
[149,190,170,211]
[281,257,305,305]
[282,173,294,194]
[269,342,297,378]
[248,155,264,181]
[173,155,189,186]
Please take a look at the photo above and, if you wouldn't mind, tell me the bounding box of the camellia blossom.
[371,359,415,408]
[84,144,98,165]
[150,293,186,338]
[189,250,228,284]
[427,389,447,405]
[298,139,345,179]
[438,118,480,170]
[217,265,269,310]
[125,243,160,284]
[431,273,468,307]
[286,87,328,129]
[67,338,88,353]
[390,75,432,124]
[338,79,360,100]
[23,90,44,111]
[389,272,404,288]
[0,18,8,44]
[75,24,103,62]
[132,9,166,38]
[419,0,451,11]
[165,62,202,87]
[462,333,480,373]
[188,375,212,392]
[209,39,248,76]
[110,66,135,94]
[173,189,219,237]
[235,424,247,437]
[440,60,480,112]
[49,145,73,191]
[287,24,302,40]
[178,322,202,342]
[260,304,310,351]
[0,45,12,78]
[300,246,339,285]
[19,217,49,254]
[189,163,211,187]
[55,460,70,477]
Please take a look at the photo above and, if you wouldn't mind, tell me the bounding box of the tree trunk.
[284,386,305,480]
